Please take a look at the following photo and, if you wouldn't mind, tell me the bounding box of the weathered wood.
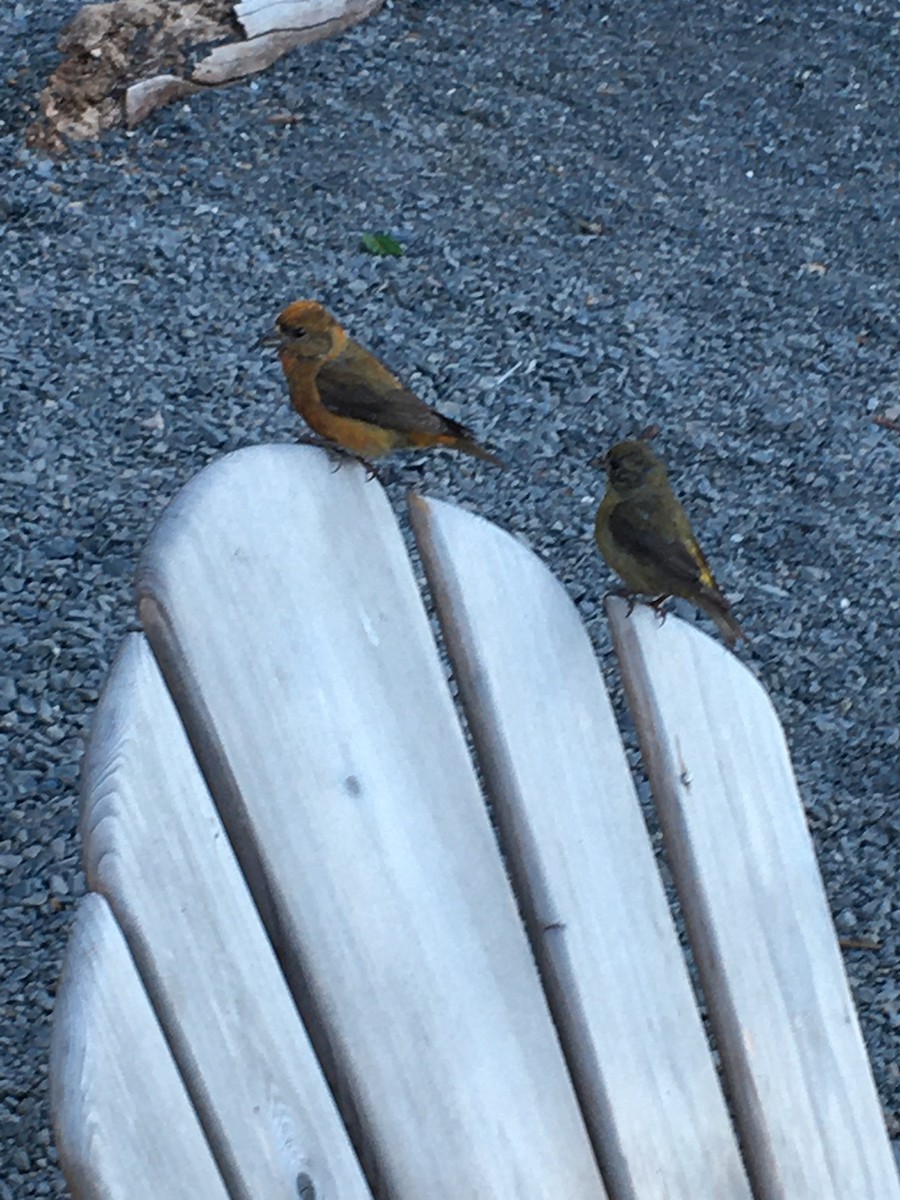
[135,444,607,1200]
[50,894,230,1200]
[410,495,753,1200]
[608,598,900,1200]
[81,633,373,1200]
[193,0,385,85]
[118,0,385,130]
[193,30,314,86]
[125,75,200,128]
[235,0,383,41]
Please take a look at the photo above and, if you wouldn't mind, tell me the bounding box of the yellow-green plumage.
[595,440,746,648]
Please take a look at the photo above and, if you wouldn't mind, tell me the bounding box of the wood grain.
[235,0,384,41]
[410,494,753,1200]
[136,444,607,1200]
[124,1,384,122]
[50,894,230,1200]
[125,75,200,128]
[608,598,900,1200]
[81,633,373,1200]
[194,0,385,85]
[192,30,314,86]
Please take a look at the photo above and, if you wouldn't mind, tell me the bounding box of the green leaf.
[360,232,405,257]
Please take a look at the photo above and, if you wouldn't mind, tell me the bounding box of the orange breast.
[303,404,400,458]
[281,353,401,458]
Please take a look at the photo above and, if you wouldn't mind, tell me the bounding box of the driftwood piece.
[30,0,384,150]
[124,74,201,128]
[153,0,386,95]
[234,0,382,42]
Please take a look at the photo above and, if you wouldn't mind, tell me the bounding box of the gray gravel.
[2,1,899,1193]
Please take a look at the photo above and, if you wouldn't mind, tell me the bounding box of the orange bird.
[259,300,505,468]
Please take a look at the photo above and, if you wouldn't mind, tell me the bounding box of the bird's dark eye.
[278,323,306,338]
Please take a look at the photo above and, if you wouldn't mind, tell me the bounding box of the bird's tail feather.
[449,437,507,469]
[701,589,748,649]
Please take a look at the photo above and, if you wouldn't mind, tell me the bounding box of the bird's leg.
[605,589,672,621]
[648,594,672,624]
[296,433,351,472]
[293,433,381,481]
[330,448,382,481]
[605,586,641,616]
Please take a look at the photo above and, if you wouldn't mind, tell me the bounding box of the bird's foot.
[605,590,671,622]
[338,450,382,481]
[647,594,672,624]
[295,434,381,481]
[605,586,640,616]
[328,448,382,482]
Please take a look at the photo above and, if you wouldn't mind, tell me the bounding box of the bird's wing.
[317,340,473,438]
[608,499,717,591]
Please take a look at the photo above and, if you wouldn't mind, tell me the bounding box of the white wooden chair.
[50,445,899,1200]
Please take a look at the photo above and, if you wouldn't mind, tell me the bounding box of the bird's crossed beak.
[254,328,284,350]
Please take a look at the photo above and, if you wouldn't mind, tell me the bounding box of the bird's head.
[258,300,348,361]
[604,439,667,493]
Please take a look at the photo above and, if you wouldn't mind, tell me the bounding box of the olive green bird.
[595,440,747,648]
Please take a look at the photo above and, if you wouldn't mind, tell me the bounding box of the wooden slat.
[50,894,229,1200]
[410,495,753,1200]
[135,444,607,1200]
[81,633,373,1200]
[608,599,900,1200]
